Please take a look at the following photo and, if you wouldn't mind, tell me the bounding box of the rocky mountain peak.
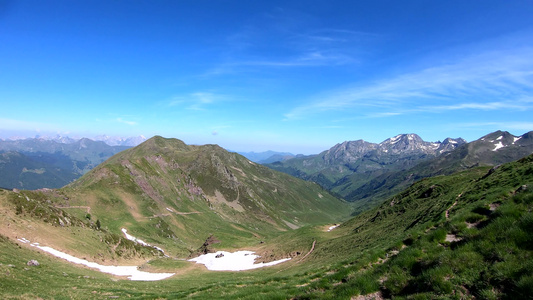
[476,130,533,152]
[379,133,435,154]
[323,140,377,163]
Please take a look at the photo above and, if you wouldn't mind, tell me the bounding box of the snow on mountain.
[93,135,147,146]
[477,130,533,152]
[377,134,466,155]
[3,135,147,147]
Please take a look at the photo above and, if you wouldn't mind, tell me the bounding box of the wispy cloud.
[221,52,356,69]
[422,100,532,112]
[95,116,139,126]
[0,118,53,131]
[365,112,403,118]
[285,45,533,119]
[454,121,533,132]
[116,118,137,126]
[204,10,371,77]
[168,92,225,110]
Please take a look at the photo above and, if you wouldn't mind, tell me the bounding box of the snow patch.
[496,135,503,141]
[122,228,165,254]
[513,136,522,144]
[17,237,31,244]
[189,251,291,271]
[19,238,174,281]
[492,141,505,151]
[390,135,402,144]
[327,225,338,232]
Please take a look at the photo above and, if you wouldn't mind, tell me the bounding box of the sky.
[1,0,532,154]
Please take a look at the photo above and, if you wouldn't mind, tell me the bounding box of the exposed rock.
[189,235,221,258]
[515,184,528,193]
[27,260,39,266]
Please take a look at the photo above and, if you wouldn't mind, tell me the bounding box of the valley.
[4,2,532,298]
[0,132,532,299]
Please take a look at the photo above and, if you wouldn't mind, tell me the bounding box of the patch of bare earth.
[445,234,462,242]
[117,191,144,221]
[206,189,245,212]
[351,291,384,300]
[489,203,500,211]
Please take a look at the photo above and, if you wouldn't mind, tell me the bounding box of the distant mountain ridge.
[1,135,147,147]
[267,130,533,214]
[236,150,299,163]
[0,138,130,189]
[266,133,466,201]
[57,136,350,255]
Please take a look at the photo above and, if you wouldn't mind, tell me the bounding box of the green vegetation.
[0,138,130,190]
[0,137,532,299]
[268,131,533,216]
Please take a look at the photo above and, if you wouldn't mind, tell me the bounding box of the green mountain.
[237,150,297,163]
[0,135,532,299]
[266,133,465,200]
[0,138,130,189]
[0,136,350,259]
[0,151,78,189]
[347,130,533,213]
[279,152,533,299]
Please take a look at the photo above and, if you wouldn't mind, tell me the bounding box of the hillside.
[0,136,350,262]
[1,144,531,299]
[0,138,130,189]
[266,133,465,201]
[283,152,533,299]
[347,130,533,213]
[236,150,298,163]
[0,151,78,189]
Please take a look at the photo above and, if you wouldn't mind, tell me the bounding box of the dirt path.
[276,240,316,273]
[300,240,316,261]
[144,208,202,219]
[56,206,91,214]
[445,193,462,220]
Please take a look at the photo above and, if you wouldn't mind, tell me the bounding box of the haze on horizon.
[1,0,532,154]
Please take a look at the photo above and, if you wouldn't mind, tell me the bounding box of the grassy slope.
[0,151,79,190]
[269,131,533,217]
[57,136,351,257]
[0,149,531,299]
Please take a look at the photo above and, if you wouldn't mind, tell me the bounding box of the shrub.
[384,265,410,295]
[352,273,379,295]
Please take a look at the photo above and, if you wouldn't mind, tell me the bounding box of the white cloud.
[204,20,368,77]
[0,118,54,131]
[423,100,531,112]
[116,118,137,126]
[168,92,225,110]
[285,45,533,119]
[455,121,533,132]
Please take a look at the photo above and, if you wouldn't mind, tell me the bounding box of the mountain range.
[266,131,533,213]
[266,134,466,199]
[0,136,349,260]
[0,138,130,189]
[0,132,531,299]
[236,150,299,163]
[1,134,147,147]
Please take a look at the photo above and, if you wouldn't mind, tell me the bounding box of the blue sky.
[1,0,532,154]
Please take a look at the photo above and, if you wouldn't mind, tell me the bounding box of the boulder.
[27,260,39,266]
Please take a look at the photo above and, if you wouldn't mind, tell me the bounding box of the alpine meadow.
[1,1,533,299]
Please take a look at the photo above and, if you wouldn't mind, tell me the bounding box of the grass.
[1,147,532,298]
